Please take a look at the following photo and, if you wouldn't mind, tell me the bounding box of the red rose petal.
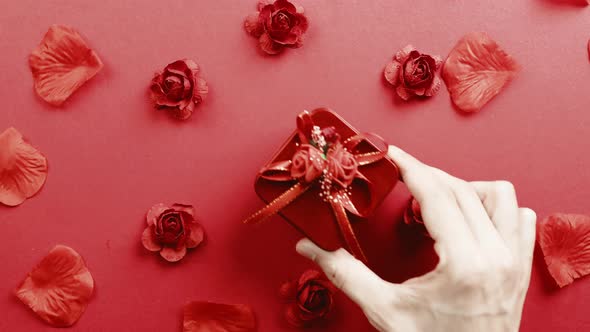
[183,301,257,332]
[147,203,169,226]
[537,213,590,287]
[185,223,205,249]
[160,245,187,262]
[15,245,94,327]
[141,226,162,252]
[244,13,264,38]
[0,128,48,206]
[285,304,304,328]
[29,25,103,106]
[259,33,284,55]
[442,32,519,112]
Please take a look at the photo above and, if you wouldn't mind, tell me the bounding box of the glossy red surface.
[0,1,589,331]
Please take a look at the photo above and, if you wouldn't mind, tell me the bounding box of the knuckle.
[520,208,537,223]
[494,180,516,196]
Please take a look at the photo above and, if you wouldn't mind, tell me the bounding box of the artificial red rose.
[279,270,336,328]
[291,144,326,182]
[321,126,340,145]
[244,0,309,55]
[403,197,424,225]
[150,59,208,120]
[327,143,358,188]
[141,203,205,262]
[384,45,442,100]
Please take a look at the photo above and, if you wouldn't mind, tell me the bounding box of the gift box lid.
[253,108,400,256]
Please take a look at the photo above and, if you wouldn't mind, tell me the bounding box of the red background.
[1,0,589,331]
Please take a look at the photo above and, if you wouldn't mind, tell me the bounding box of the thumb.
[296,238,393,310]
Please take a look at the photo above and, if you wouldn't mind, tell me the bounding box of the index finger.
[387,145,476,260]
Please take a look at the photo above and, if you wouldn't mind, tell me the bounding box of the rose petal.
[259,33,284,55]
[141,226,162,252]
[537,213,590,287]
[160,245,187,262]
[442,32,519,112]
[394,44,417,63]
[244,13,264,38]
[194,77,209,102]
[0,128,48,206]
[279,281,297,300]
[274,0,297,13]
[15,245,94,327]
[172,203,196,217]
[395,85,412,100]
[147,203,169,226]
[29,25,103,106]
[170,100,195,120]
[424,76,442,97]
[383,60,401,86]
[285,304,304,328]
[185,223,205,249]
[183,301,257,332]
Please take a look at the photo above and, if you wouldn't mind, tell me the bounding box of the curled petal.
[442,32,519,112]
[424,76,442,97]
[394,44,416,63]
[185,223,205,249]
[259,33,284,55]
[244,13,264,38]
[29,25,103,106]
[274,0,297,12]
[538,214,590,287]
[383,60,401,86]
[141,226,162,252]
[15,245,94,327]
[279,281,297,300]
[395,85,412,101]
[194,77,209,103]
[285,304,304,328]
[0,128,48,206]
[147,203,169,226]
[160,245,187,262]
[183,301,256,332]
[172,203,196,218]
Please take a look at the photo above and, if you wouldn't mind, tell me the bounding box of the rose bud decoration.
[291,144,326,183]
[141,203,205,262]
[384,45,442,101]
[244,0,309,55]
[279,270,336,328]
[149,59,208,120]
[327,143,358,188]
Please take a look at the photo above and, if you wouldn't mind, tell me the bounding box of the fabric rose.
[404,197,424,225]
[141,203,205,262]
[244,0,309,55]
[384,45,442,100]
[291,144,326,182]
[327,143,358,188]
[149,59,208,120]
[279,270,336,328]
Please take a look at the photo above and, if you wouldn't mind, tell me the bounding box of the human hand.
[296,145,536,332]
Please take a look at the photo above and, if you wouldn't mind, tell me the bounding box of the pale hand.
[296,145,536,332]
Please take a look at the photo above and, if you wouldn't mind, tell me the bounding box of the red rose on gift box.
[244,0,309,55]
[150,59,208,120]
[384,45,442,100]
[327,143,358,188]
[291,144,326,182]
[141,203,205,262]
[280,270,336,328]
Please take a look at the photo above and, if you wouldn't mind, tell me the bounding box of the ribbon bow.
[243,111,388,262]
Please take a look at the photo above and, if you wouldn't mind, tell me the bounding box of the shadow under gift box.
[246,108,400,262]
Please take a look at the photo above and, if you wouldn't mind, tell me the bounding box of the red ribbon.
[243,111,388,262]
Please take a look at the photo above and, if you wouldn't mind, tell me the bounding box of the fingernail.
[296,239,316,259]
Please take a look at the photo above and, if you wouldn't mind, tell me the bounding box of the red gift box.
[244,108,399,262]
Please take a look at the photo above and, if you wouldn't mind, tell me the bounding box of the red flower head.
[291,144,326,183]
[327,143,358,188]
[280,270,336,328]
[150,59,208,120]
[141,203,205,262]
[384,45,442,100]
[403,197,424,225]
[244,0,309,55]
